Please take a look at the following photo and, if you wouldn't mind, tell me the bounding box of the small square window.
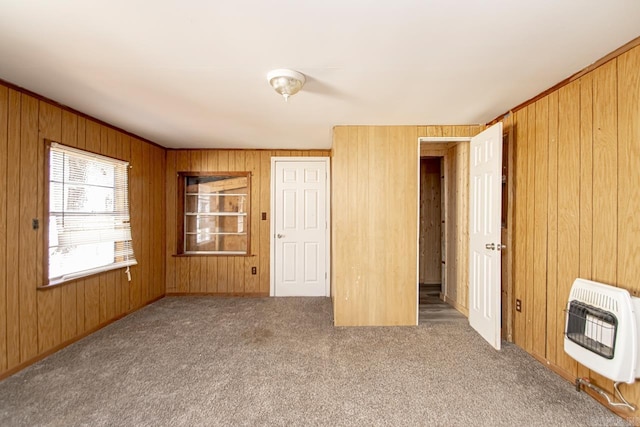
[177,172,251,255]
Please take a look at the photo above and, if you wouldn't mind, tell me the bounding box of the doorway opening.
[418,157,463,323]
[418,157,443,302]
[417,138,472,326]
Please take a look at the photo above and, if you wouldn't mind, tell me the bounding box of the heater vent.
[564,278,639,384]
[570,287,618,313]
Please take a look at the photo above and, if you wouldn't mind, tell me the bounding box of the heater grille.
[565,300,618,359]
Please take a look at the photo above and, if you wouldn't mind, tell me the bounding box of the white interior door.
[469,122,503,350]
[271,158,330,297]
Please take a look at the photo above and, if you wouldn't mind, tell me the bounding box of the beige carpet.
[0,297,628,426]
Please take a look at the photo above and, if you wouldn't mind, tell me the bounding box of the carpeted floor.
[0,297,628,426]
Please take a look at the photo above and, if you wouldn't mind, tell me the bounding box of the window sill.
[37,281,69,290]
[173,253,255,258]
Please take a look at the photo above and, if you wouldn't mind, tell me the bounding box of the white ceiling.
[1,1,639,149]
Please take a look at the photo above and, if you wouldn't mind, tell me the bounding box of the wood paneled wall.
[0,82,166,378]
[332,125,482,326]
[165,149,330,295]
[505,45,640,413]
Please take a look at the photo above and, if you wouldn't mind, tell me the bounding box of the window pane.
[185,233,247,253]
[184,215,246,234]
[63,184,115,213]
[181,173,250,255]
[49,242,115,280]
[66,157,115,187]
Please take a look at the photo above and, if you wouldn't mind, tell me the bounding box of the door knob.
[277,234,285,239]
[485,243,495,250]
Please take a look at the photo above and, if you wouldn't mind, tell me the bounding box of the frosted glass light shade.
[267,69,306,101]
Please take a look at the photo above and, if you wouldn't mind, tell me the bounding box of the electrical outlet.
[251,267,257,275]
[515,299,522,312]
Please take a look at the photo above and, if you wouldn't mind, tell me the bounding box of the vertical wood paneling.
[153,145,165,300]
[232,151,246,294]
[141,142,151,304]
[456,142,469,310]
[532,98,548,359]
[0,87,7,371]
[19,95,39,362]
[579,73,593,282]
[165,151,177,293]
[259,151,271,294]
[524,105,536,354]
[355,128,369,319]
[399,126,418,323]
[244,150,260,293]
[513,108,528,347]
[36,101,62,353]
[617,45,640,408]
[590,60,619,393]
[6,90,20,369]
[546,91,558,364]
[556,81,580,377]
[577,71,594,384]
[160,148,167,300]
[592,61,618,285]
[367,126,387,323]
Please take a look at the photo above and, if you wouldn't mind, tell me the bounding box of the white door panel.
[469,122,503,350]
[272,158,329,297]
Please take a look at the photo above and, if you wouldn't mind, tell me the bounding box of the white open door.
[271,158,330,297]
[469,122,503,350]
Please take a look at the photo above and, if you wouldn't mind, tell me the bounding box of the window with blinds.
[46,142,137,287]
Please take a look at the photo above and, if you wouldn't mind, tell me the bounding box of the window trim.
[40,140,136,289]
[176,171,252,256]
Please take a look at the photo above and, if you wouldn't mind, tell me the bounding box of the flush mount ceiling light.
[267,69,306,102]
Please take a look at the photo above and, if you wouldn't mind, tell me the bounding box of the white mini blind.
[48,142,137,286]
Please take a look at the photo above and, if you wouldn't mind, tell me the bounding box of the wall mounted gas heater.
[564,278,640,411]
